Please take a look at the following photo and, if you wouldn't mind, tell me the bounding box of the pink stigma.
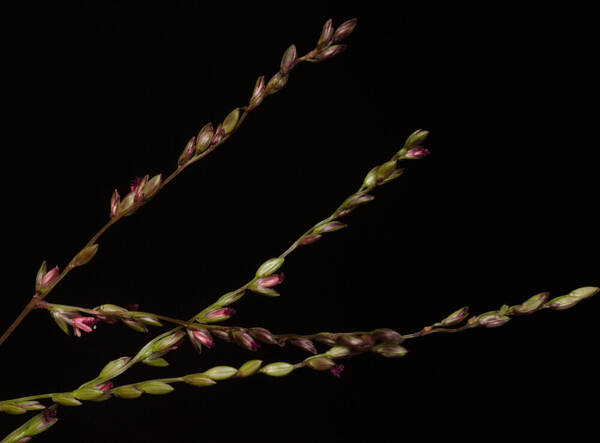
[405,147,430,159]
[330,364,345,378]
[258,273,285,288]
[95,381,114,391]
[192,330,215,348]
[72,316,99,337]
[130,176,143,192]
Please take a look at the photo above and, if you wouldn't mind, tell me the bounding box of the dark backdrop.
[1,2,598,442]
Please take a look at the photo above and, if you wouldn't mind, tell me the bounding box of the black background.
[1,2,598,442]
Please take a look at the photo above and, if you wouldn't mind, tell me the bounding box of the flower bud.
[72,244,99,267]
[236,360,263,378]
[17,408,58,438]
[94,381,114,392]
[0,403,26,414]
[437,306,470,327]
[290,337,317,354]
[182,374,217,387]
[248,76,266,110]
[404,146,430,159]
[216,290,245,306]
[341,194,375,217]
[404,129,430,149]
[304,356,336,371]
[372,328,404,343]
[129,176,143,193]
[265,72,288,95]
[260,362,294,377]
[332,18,358,43]
[211,123,224,145]
[133,175,149,202]
[141,174,162,200]
[568,286,599,300]
[222,108,240,135]
[361,167,379,192]
[137,381,174,395]
[51,394,82,407]
[188,328,214,353]
[315,332,338,346]
[99,357,131,379]
[71,388,104,401]
[314,44,346,62]
[336,208,355,218]
[337,334,369,350]
[211,328,233,342]
[508,293,549,315]
[39,266,59,290]
[372,343,408,358]
[258,274,285,288]
[325,345,352,358]
[110,189,120,218]
[178,136,196,166]
[317,19,334,49]
[363,334,377,347]
[251,273,284,296]
[131,313,163,327]
[232,329,260,351]
[249,327,280,345]
[313,221,347,234]
[118,192,136,217]
[203,366,237,381]
[280,44,297,74]
[475,311,511,327]
[376,160,397,182]
[142,357,169,367]
[195,123,214,154]
[152,330,185,353]
[256,257,285,278]
[187,329,202,353]
[14,401,45,411]
[96,303,127,314]
[380,168,405,185]
[35,260,47,291]
[201,307,236,323]
[299,234,322,246]
[112,386,143,399]
[51,311,70,335]
[546,295,582,311]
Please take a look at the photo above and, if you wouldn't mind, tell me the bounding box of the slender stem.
[193,185,366,319]
[23,145,416,399]
[0,221,123,346]
[401,323,475,340]
[0,37,323,346]
[0,297,40,346]
[37,300,438,343]
[87,216,119,246]
[39,296,478,343]
[37,302,199,329]
[0,92,249,346]
[5,289,594,409]
[0,319,479,407]
[2,393,55,403]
